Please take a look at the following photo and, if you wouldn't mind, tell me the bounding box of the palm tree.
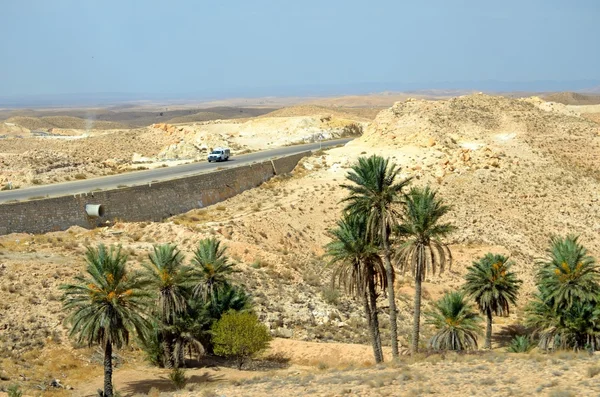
[325,213,388,363]
[190,237,237,302]
[394,186,454,354]
[61,245,151,397]
[141,244,190,368]
[463,253,521,349]
[526,296,600,351]
[341,155,410,358]
[526,235,600,351]
[425,292,481,351]
[537,235,599,310]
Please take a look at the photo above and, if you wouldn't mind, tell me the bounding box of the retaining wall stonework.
[0,151,308,235]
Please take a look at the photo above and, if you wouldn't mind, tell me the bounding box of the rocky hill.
[320,93,600,291]
[542,91,600,105]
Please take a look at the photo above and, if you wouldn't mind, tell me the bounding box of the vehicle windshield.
[211,150,222,154]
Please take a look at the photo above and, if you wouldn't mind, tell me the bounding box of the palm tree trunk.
[411,245,423,354]
[363,291,382,363]
[368,273,384,363]
[163,330,175,369]
[104,341,113,397]
[381,219,399,358]
[485,308,493,349]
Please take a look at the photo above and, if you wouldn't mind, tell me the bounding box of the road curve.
[0,138,352,204]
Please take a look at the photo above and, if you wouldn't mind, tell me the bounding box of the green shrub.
[507,335,534,353]
[7,384,23,397]
[168,368,187,389]
[74,173,87,180]
[321,287,340,305]
[211,311,272,369]
[138,326,164,367]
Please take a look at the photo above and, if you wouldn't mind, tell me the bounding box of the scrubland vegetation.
[10,154,592,397]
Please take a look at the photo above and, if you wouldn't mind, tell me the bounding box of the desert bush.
[506,335,535,353]
[341,123,363,137]
[587,365,600,378]
[169,368,187,389]
[7,384,23,397]
[73,173,87,180]
[321,287,340,305]
[302,270,321,287]
[549,391,576,397]
[1,183,18,191]
[251,260,263,269]
[211,311,272,369]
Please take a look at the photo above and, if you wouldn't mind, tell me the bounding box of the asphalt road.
[0,138,352,204]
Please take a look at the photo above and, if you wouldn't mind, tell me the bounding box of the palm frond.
[140,244,190,322]
[190,238,237,302]
[393,186,454,281]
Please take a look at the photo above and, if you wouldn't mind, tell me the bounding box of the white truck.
[207,147,230,162]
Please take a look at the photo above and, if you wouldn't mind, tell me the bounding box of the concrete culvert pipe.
[85,204,105,217]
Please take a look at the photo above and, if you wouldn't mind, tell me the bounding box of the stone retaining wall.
[0,151,308,235]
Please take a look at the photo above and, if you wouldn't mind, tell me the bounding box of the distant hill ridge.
[4,116,128,130]
[542,92,600,105]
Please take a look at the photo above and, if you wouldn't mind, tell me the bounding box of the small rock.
[276,327,294,338]
[0,370,10,381]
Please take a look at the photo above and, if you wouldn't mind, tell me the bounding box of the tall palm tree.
[394,186,454,354]
[190,237,237,302]
[538,235,599,310]
[141,244,190,368]
[425,291,481,351]
[341,155,410,358]
[61,245,151,397]
[325,213,388,363]
[464,253,521,349]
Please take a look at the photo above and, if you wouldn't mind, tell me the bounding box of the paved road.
[0,138,352,204]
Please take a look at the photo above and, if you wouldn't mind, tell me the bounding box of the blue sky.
[0,0,599,98]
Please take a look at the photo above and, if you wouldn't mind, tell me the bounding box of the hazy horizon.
[1,0,599,105]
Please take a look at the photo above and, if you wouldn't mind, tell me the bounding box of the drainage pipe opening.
[85,204,105,217]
